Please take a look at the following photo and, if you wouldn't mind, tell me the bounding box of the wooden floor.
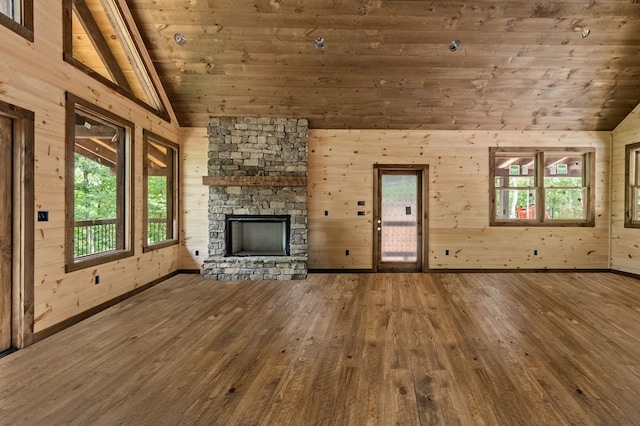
[1,272,640,425]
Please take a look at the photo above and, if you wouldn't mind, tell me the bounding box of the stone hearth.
[201,117,308,280]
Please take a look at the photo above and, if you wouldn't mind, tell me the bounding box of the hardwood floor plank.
[1,272,639,425]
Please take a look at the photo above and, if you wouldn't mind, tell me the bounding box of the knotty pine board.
[0,1,180,333]
[179,128,209,270]
[611,102,640,275]
[307,129,611,270]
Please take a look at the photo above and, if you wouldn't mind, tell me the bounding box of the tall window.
[490,147,595,226]
[142,130,178,251]
[625,142,640,228]
[65,94,134,271]
[0,0,33,41]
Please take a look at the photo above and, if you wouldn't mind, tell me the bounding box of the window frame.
[0,0,34,41]
[65,93,135,272]
[490,147,595,227]
[142,130,179,252]
[624,142,640,228]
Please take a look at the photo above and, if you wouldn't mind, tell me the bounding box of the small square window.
[0,0,33,41]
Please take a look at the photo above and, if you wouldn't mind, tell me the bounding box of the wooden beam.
[72,0,132,92]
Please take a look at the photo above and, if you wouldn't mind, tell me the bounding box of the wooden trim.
[0,0,34,42]
[0,117,12,351]
[0,100,35,349]
[202,175,307,187]
[33,271,181,343]
[611,269,640,280]
[142,130,179,252]
[65,93,135,273]
[429,268,612,273]
[103,0,170,115]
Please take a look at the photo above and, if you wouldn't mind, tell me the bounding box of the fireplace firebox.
[225,215,291,257]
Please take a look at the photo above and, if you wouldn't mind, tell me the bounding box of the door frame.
[373,164,429,272]
[0,100,34,350]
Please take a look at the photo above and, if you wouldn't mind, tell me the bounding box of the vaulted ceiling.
[127,0,640,131]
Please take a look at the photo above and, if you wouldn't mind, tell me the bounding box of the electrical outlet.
[534,250,538,256]
[94,275,100,285]
[195,250,200,256]
[446,249,450,256]
[345,249,350,256]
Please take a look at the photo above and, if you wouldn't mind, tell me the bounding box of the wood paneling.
[0,2,180,333]
[308,129,610,270]
[128,0,640,130]
[611,103,640,274]
[1,272,640,423]
[179,128,209,270]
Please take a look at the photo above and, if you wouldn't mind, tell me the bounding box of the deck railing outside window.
[74,219,117,257]
[74,218,167,256]
[147,217,168,245]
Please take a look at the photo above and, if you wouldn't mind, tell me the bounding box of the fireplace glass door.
[226,215,290,256]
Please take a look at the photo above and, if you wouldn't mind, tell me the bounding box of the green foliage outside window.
[74,154,117,221]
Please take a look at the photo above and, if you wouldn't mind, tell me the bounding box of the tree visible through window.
[143,131,178,250]
[66,94,134,271]
[490,148,594,226]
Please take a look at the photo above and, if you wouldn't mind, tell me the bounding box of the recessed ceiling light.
[449,40,461,52]
[581,28,591,38]
[314,37,326,50]
[174,33,188,46]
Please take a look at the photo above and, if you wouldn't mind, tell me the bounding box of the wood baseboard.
[33,270,183,343]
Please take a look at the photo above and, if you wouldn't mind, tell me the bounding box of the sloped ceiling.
[127,0,640,131]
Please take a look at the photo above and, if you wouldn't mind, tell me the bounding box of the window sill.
[66,249,134,273]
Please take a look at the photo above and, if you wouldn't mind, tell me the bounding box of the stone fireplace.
[201,117,308,280]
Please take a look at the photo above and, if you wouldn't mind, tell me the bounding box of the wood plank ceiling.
[127,0,640,131]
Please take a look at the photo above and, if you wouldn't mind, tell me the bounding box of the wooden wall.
[179,128,209,270]
[181,129,611,271]
[0,2,180,334]
[307,130,611,270]
[611,103,640,275]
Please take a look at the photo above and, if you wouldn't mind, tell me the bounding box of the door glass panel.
[381,174,417,262]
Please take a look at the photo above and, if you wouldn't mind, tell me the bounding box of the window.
[625,142,640,228]
[490,147,595,226]
[65,94,134,271]
[142,130,178,251]
[0,0,34,41]
[62,0,168,120]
